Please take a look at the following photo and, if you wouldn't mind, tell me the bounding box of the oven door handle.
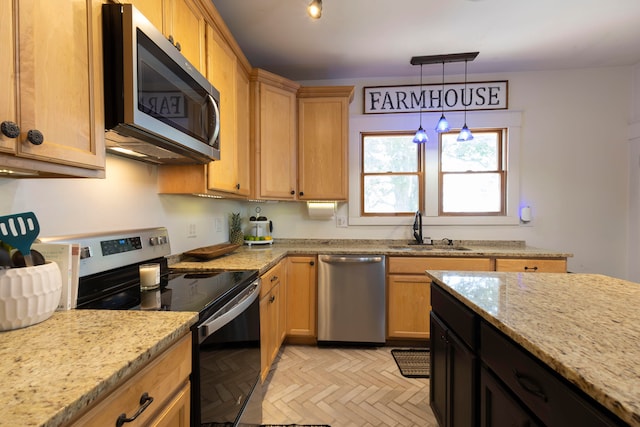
[198,279,261,343]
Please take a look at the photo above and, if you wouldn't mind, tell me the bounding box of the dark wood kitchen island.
[426,270,640,427]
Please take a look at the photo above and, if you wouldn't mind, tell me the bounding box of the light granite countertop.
[426,270,640,426]
[170,239,572,273]
[0,310,198,427]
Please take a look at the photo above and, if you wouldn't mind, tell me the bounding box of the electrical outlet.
[188,223,197,238]
[336,216,348,228]
[215,218,223,232]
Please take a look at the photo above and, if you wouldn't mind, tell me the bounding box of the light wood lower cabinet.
[285,256,317,343]
[388,274,430,339]
[259,261,286,383]
[495,258,567,272]
[68,334,192,427]
[387,257,492,340]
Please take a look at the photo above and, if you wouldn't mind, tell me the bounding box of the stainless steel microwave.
[102,4,220,165]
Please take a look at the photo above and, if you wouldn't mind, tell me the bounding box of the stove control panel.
[39,227,171,278]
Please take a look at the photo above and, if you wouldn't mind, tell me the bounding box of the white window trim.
[348,110,522,226]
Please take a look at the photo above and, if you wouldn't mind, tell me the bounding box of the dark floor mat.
[391,348,430,378]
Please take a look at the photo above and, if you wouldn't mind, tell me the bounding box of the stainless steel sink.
[387,245,471,251]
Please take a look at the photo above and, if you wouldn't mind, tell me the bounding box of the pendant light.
[307,0,322,19]
[457,60,474,141]
[435,61,450,133]
[413,64,428,143]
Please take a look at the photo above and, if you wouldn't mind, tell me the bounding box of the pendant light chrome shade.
[457,60,474,141]
[307,0,322,19]
[413,64,428,143]
[435,62,450,133]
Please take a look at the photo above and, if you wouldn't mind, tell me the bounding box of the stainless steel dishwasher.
[317,254,386,345]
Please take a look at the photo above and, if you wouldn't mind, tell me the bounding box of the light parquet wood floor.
[262,345,438,427]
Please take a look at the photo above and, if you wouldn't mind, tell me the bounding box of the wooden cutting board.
[183,243,240,260]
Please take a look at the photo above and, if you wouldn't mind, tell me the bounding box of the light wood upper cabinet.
[205,24,250,196]
[250,69,300,200]
[297,86,354,201]
[0,0,105,178]
[132,0,205,73]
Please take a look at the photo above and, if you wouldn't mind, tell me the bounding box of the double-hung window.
[439,128,506,216]
[361,132,423,216]
[360,128,507,218]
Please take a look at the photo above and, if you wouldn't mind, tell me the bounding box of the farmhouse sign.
[363,81,508,114]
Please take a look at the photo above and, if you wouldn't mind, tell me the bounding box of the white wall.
[0,66,633,279]
[0,155,245,255]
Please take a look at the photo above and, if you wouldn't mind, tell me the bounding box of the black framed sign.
[363,80,508,114]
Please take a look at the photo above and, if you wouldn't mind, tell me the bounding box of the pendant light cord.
[419,64,424,126]
[441,62,445,115]
[463,60,468,123]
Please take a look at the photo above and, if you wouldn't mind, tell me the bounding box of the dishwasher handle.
[319,255,384,264]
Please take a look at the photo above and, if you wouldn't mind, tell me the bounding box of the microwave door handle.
[206,94,220,146]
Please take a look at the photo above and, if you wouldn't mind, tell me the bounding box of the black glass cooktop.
[77,269,259,316]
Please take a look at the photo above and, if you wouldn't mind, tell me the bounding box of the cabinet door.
[235,64,251,197]
[130,0,164,31]
[252,77,298,200]
[480,366,541,427]
[449,326,477,427]
[12,0,105,171]
[259,292,271,383]
[297,90,352,200]
[0,0,16,153]
[430,313,448,427]
[165,0,205,73]
[150,382,191,427]
[206,24,239,193]
[387,274,430,339]
[286,256,317,338]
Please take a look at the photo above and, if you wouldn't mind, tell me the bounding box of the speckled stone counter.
[0,310,198,427]
[426,270,640,426]
[170,239,572,274]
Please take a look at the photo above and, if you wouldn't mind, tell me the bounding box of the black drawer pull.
[513,369,548,402]
[524,266,538,271]
[116,392,154,426]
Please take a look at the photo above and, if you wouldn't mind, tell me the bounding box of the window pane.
[442,173,501,212]
[441,132,498,172]
[363,135,418,173]
[364,175,419,213]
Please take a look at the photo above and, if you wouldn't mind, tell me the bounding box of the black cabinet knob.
[1,121,20,139]
[290,190,295,195]
[310,261,315,266]
[236,183,240,190]
[175,41,181,52]
[299,191,304,196]
[27,129,44,145]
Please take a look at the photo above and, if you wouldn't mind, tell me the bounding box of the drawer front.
[389,256,492,274]
[480,366,543,427]
[430,283,477,349]
[495,258,566,273]
[260,261,283,298]
[480,322,619,427]
[71,334,192,427]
